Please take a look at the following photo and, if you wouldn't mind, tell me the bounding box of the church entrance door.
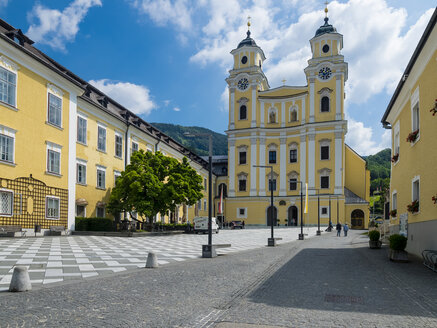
[288,206,298,226]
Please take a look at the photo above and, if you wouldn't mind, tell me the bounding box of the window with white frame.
[394,131,400,157]
[288,171,299,191]
[0,190,13,216]
[48,93,62,127]
[320,206,329,217]
[46,196,60,219]
[289,142,298,163]
[115,133,123,158]
[97,125,106,152]
[96,206,105,218]
[76,205,86,217]
[238,145,247,165]
[0,66,16,106]
[238,173,247,192]
[320,139,331,160]
[77,115,87,144]
[76,160,87,185]
[204,178,207,190]
[392,192,397,210]
[411,88,420,133]
[319,88,332,113]
[114,170,121,184]
[0,132,14,163]
[268,143,278,164]
[203,199,207,211]
[237,208,247,218]
[412,177,420,202]
[131,141,139,156]
[46,142,61,175]
[269,178,277,191]
[319,168,331,189]
[97,166,106,189]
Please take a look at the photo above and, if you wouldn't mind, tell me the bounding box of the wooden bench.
[202,243,231,258]
[49,225,65,236]
[422,250,437,272]
[0,225,25,237]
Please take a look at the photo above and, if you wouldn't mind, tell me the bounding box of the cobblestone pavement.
[0,227,318,290]
[0,229,436,327]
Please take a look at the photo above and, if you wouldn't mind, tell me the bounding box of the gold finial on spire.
[282,79,286,86]
[324,1,329,17]
[247,16,251,29]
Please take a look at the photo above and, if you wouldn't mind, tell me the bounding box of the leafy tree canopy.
[107,150,203,222]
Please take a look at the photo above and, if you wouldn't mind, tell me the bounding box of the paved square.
[0,227,318,290]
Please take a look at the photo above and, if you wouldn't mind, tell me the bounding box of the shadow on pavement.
[248,245,437,317]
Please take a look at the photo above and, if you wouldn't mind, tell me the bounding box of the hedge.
[75,217,114,231]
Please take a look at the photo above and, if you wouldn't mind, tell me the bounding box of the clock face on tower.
[318,67,332,80]
[237,78,249,91]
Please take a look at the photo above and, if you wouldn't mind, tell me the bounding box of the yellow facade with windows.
[221,15,369,228]
[381,9,437,257]
[0,19,212,233]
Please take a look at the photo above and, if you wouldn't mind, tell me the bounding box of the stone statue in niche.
[269,110,276,123]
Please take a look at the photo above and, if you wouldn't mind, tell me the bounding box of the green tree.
[107,150,203,223]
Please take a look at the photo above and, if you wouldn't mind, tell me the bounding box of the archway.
[351,209,365,229]
[266,206,278,226]
[287,206,298,226]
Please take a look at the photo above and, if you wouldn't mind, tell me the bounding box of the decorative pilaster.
[250,137,258,196]
[251,84,257,127]
[230,87,235,129]
[300,130,306,192]
[335,75,342,120]
[260,102,265,127]
[334,130,343,194]
[309,77,315,123]
[258,137,266,196]
[308,130,316,192]
[279,136,287,196]
[68,92,78,231]
[301,97,306,124]
[229,139,236,197]
[281,102,285,127]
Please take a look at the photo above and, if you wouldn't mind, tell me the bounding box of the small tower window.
[322,44,330,53]
[321,96,330,112]
[241,56,248,64]
[239,105,247,120]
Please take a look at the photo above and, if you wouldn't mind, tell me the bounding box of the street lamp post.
[296,181,304,240]
[184,132,214,257]
[253,165,276,246]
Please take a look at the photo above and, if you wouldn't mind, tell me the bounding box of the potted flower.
[389,234,408,262]
[430,99,437,116]
[368,230,382,249]
[390,209,397,218]
[406,129,419,143]
[407,200,419,213]
[391,153,399,163]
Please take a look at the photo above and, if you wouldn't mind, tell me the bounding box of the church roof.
[237,30,257,48]
[315,17,337,37]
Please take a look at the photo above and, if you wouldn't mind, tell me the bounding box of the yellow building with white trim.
[381,8,437,257]
[221,14,370,228]
[0,19,211,234]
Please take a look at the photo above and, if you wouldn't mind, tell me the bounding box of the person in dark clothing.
[336,223,342,237]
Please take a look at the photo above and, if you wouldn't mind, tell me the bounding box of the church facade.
[222,15,370,228]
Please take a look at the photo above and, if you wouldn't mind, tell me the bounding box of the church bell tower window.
[239,105,247,120]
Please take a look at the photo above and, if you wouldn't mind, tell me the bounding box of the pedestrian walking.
[336,222,342,237]
[242,220,245,229]
[343,223,349,237]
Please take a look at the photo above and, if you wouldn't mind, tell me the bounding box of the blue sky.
[1,0,435,155]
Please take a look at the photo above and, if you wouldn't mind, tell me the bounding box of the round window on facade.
[322,44,330,53]
[241,56,248,64]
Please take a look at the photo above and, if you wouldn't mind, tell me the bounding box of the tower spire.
[324,1,329,18]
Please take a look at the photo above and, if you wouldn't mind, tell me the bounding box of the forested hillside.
[364,148,391,195]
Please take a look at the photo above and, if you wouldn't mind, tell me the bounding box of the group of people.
[326,221,349,236]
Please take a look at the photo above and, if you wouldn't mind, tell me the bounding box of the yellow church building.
[381,8,437,257]
[221,13,370,228]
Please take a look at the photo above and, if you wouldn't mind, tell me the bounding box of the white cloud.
[346,118,391,156]
[0,0,8,7]
[26,0,102,51]
[130,0,193,30]
[89,79,156,116]
[220,86,228,112]
[173,107,181,112]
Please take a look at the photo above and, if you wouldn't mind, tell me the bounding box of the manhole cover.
[324,294,363,304]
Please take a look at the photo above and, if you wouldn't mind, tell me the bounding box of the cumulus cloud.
[89,79,156,116]
[130,0,193,30]
[26,0,102,51]
[173,107,181,112]
[346,118,391,156]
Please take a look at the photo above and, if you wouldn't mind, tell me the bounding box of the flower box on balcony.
[406,130,419,143]
[407,200,419,213]
[390,209,397,217]
[391,154,399,163]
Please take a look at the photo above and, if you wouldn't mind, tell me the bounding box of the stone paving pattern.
[0,230,436,327]
[0,227,318,290]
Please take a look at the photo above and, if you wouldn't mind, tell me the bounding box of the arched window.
[321,96,329,112]
[239,105,247,120]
